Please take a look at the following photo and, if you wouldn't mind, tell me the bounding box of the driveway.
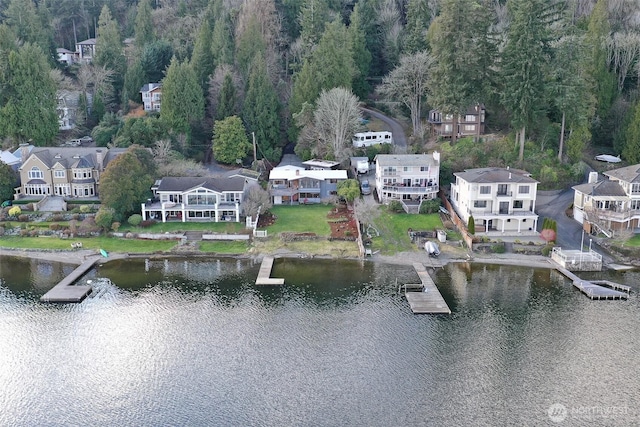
[361,107,408,153]
[536,189,583,249]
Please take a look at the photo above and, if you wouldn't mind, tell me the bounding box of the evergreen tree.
[211,12,234,67]
[140,40,173,83]
[468,215,475,234]
[191,19,215,90]
[298,0,330,52]
[95,6,126,101]
[354,0,385,77]
[500,0,556,162]
[349,5,372,99]
[0,162,17,203]
[161,58,205,136]
[404,0,432,54]
[134,0,155,50]
[5,0,54,61]
[212,115,251,164]
[0,43,58,145]
[236,16,267,79]
[123,59,146,104]
[217,73,237,120]
[623,101,640,164]
[243,55,281,163]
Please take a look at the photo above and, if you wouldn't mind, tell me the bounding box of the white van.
[352,131,393,148]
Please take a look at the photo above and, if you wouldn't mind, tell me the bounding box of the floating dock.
[403,262,451,314]
[255,256,285,285]
[553,264,629,300]
[40,257,98,302]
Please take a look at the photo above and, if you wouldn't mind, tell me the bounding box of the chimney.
[295,169,300,176]
[432,151,440,163]
[96,149,104,171]
[20,143,30,163]
[509,172,512,180]
[588,171,598,184]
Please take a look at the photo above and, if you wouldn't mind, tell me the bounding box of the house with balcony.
[141,176,252,223]
[268,165,347,205]
[428,104,485,138]
[572,167,640,236]
[15,146,126,199]
[140,83,162,112]
[450,167,539,234]
[56,48,78,65]
[75,38,96,63]
[373,153,440,213]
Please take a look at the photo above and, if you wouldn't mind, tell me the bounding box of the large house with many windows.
[373,153,440,213]
[141,172,258,223]
[450,167,539,234]
[428,104,486,138]
[268,165,346,205]
[573,166,640,236]
[140,83,162,112]
[15,145,126,199]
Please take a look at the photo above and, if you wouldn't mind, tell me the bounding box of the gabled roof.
[156,176,247,193]
[76,38,96,45]
[0,150,20,166]
[573,180,627,198]
[57,48,76,54]
[19,147,126,170]
[454,167,537,184]
[603,164,640,183]
[374,154,439,167]
[302,159,340,169]
[140,83,161,93]
[268,165,347,181]
[223,168,260,181]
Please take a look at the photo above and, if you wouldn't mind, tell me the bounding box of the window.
[28,167,43,179]
[479,185,491,195]
[474,200,487,208]
[420,166,429,172]
[464,125,475,131]
[632,183,640,194]
[518,185,530,194]
[465,115,476,122]
[513,200,523,209]
[403,166,409,172]
[54,170,65,178]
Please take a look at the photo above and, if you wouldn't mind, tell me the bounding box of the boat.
[595,154,621,163]
[424,241,440,257]
[99,249,108,258]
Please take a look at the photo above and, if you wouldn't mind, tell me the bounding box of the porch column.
[214,203,219,222]
[161,203,167,223]
[517,219,521,233]
[501,220,505,233]
[142,203,147,221]
[235,202,240,222]
[181,203,186,222]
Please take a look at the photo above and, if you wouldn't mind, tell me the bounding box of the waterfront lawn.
[0,236,178,253]
[265,205,332,236]
[371,212,442,254]
[119,221,245,233]
[625,234,640,247]
[198,240,249,254]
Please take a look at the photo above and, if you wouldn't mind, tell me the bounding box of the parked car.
[360,179,371,195]
[79,135,93,143]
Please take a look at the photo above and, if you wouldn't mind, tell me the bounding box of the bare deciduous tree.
[606,32,640,92]
[379,50,434,137]
[242,182,272,218]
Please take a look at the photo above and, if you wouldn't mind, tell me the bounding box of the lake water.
[0,256,638,426]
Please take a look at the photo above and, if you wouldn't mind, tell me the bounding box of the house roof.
[140,83,161,93]
[603,164,640,183]
[56,48,75,54]
[269,165,347,181]
[374,154,439,167]
[20,147,126,170]
[223,168,261,181]
[76,38,96,45]
[0,150,20,166]
[454,167,537,184]
[302,159,340,169]
[573,180,627,198]
[156,176,247,193]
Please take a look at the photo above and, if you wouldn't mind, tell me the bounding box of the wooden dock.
[403,262,451,314]
[255,256,285,285]
[40,257,98,302]
[553,264,629,300]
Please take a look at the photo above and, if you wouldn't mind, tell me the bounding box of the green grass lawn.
[0,236,178,252]
[371,211,443,254]
[624,234,640,247]
[265,205,332,236]
[198,240,249,254]
[119,221,245,233]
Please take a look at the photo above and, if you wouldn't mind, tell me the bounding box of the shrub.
[49,223,60,231]
[80,205,91,213]
[541,244,555,256]
[139,219,157,228]
[468,215,475,235]
[8,206,21,217]
[128,214,143,227]
[18,214,29,222]
[111,222,121,232]
[388,200,404,213]
[50,214,64,222]
[491,244,506,254]
[419,199,441,214]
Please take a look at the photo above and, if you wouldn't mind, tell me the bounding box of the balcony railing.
[382,184,439,194]
[496,191,513,197]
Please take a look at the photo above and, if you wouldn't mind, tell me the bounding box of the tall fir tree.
[243,54,282,163]
[161,58,205,138]
[403,0,432,54]
[191,19,215,91]
[217,73,237,120]
[134,0,155,50]
[95,5,126,104]
[211,13,234,67]
[349,5,372,100]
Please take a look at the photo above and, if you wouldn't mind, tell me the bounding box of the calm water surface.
[0,256,639,426]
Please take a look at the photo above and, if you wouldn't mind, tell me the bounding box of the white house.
[573,167,640,236]
[268,165,347,205]
[141,176,252,223]
[140,83,162,112]
[56,48,78,65]
[374,153,440,213]
[450,167,539,234]
[75,38,96,63]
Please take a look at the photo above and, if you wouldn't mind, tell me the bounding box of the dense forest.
[1,0,640,179]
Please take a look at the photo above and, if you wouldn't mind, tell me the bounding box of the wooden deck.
[255,256,285,285]
[40,257,98,302]
[403,262,451,314]
[553,264,629,300]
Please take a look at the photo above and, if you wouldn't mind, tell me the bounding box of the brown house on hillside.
[428,104,486,138]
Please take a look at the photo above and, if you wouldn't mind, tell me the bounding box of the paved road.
[361,107,408,153]
[536,189,583,249]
